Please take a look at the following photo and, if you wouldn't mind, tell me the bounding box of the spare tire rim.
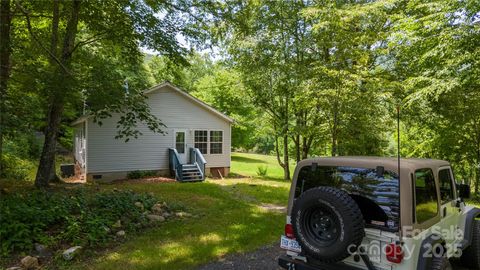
[304,206,341,247]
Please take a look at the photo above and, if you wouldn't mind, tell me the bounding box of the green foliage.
[256,165,268,177]
[0,153,34,181]
[127,170,158,179]
[0,189,158,256]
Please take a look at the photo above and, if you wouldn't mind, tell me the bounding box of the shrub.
[256,165,268,177]
[0,153,35,180]
[127,170,158,179]
[0,188,162,256]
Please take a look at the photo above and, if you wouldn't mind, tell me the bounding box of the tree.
[0,0,12,175]
[390,0,480,192]
[12,0,216,187]
[221,0,319,180]
[194,65,257,149]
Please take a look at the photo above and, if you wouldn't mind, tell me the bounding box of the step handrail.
[168,148,183,181]
[189,147,207,179]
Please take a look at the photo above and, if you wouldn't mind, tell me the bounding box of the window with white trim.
[194,130,208,154]
[210,131,223,154]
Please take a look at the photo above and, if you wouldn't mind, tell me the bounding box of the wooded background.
[1,0,479,191]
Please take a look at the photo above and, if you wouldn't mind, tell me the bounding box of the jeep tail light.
[285,224,295,239]
[385,243,404,263]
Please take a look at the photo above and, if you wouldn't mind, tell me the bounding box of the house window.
[194,130,208,154]
[210,131,223,154]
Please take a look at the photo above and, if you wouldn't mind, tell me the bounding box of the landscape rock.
[6,267,23,270]
[62,246,82,261]
[134,201,144,210]
[147,214,165,222]
[175,211,192,218]
[151,203,163,214]
[116,230,126,237]
[112,220,122,228]
[34,243,52,258]
[162,212,171,218]
[103,226,111,233]
[20,256,38,269]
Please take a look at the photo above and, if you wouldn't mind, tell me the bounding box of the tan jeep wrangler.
[279,157,479,270]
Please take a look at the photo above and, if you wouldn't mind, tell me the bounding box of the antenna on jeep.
[397,104,403,242]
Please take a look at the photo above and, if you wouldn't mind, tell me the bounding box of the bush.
[0,188,161,256]
[0,153,35,180]
[256,165,268,177]
[127,170,158,179]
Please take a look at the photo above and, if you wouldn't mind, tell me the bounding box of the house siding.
[86,85,231,174]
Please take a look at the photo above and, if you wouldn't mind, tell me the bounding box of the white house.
[72,82,233,182]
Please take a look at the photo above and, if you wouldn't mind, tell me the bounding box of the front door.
[174,130,187,163]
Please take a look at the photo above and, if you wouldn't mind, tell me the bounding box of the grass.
[231,152,295,180]
[0,152,291,269]
[66,153,291,270]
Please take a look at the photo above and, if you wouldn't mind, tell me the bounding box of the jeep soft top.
[279,156,479,270]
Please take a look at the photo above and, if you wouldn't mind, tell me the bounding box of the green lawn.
[69,153,291,270]
[231,152,295,180]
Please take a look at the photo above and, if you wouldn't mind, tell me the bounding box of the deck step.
[178,163,203,182]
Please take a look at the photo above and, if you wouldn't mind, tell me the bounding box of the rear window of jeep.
[295,165,400,231]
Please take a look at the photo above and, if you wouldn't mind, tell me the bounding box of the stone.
[20,256,38,269]
[116,230,126,237]
[112,220,122,228]
[151,203,163,214]
[103,226,111,233]
[62,246,82,261]
[34,243,52,258]
[175,211,192,218]
[6,267,23,270]
[134,201,144,210]
[147,214,165,222]
[162,212,171,218]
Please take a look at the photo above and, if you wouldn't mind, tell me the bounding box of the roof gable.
[72,82,233,126]
[144,82,234,123]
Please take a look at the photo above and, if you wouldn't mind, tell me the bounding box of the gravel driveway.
[196,244,283,270]
[196,243,470,270]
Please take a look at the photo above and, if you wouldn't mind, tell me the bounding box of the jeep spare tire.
[292,187,365,262]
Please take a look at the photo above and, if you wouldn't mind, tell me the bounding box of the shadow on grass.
[231,155,268,164]
[70,181,285,270]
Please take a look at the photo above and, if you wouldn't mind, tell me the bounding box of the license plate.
[280,235,302,252]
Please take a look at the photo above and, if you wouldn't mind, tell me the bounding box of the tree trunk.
[302,136,313,159]
[331,108,339,156]
[0,0,12,176]
[35,0,81,187]
[476,147,480,196]
[35,101,64,187]
[283,134,290,180]
[295,134,300,162]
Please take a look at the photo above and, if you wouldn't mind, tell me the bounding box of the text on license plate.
[280,235,302,252]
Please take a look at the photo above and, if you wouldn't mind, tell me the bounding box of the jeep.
[278,157,479,270]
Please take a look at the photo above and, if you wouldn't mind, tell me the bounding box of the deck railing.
[190,147,207,179]
[168,148,183,180]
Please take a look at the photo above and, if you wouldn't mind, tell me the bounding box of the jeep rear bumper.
[278,255,363,270]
